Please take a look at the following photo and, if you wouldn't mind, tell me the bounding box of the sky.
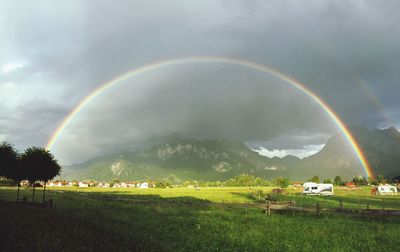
[1,0,399,164]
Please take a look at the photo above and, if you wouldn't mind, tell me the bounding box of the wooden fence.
[263,198,400,216]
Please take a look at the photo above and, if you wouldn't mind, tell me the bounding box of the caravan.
[303,182,334,196]
[376,185,397,195]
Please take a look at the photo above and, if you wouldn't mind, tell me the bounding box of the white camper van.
[376,185,397,195]
[303,182,334,196]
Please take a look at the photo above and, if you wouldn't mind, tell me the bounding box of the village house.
[290,182,303,187]
[79,181,89,188]
[48,181,57,187]
[346,182,357,188]
[68,181,77,187]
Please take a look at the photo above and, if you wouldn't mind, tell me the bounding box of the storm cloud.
[1,0,399,164]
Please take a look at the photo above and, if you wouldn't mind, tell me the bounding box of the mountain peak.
[383,126,399,134]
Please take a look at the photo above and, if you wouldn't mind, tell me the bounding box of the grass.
[1,186,400,251]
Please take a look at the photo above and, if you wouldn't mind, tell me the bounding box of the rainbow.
[46,56,374,178]
[353,75,394,127]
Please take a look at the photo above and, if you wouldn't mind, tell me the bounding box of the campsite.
[1,185,400,251]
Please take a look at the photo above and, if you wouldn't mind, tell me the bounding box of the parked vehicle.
[302,182,334,196]
[375,185,397,195]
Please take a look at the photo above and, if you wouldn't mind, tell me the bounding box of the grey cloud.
[52,65,336,163]
[0,0,399,163]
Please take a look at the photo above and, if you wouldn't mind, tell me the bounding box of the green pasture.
[2,185,397,209]
[1,186,400,251]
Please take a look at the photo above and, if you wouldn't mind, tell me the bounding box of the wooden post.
[266,200,271,215]
[291,199,295,216]
[316,202,320,216]
[339,198,343,211]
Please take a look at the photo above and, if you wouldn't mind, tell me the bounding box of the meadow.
[1,186,400,251]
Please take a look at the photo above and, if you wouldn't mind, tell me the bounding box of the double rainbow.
[46,57,374,178]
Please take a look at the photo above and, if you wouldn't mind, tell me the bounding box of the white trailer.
[303,182,334,196]
[376,185,397,195]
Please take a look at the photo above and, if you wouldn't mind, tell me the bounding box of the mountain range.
[61,127,400,182]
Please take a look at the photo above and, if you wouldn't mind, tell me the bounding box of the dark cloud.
[1,0,399,163]
[51,64,334,163]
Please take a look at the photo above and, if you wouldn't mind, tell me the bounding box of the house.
[79,181,89,188]
[103,183,110,188]
[120,182,127,188]
[68,181,76,187]
[48,181,57,187]
[346,182,356,188]
[290,182,303,187]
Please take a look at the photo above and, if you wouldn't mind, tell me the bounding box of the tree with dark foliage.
[0,141,23,200]
[334,176,342,186]
[21,147,61,203]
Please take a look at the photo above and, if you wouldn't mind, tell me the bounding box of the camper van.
[376,185,397,195]
[302,182,334,196]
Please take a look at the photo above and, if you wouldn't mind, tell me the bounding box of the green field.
[1,186,400,251]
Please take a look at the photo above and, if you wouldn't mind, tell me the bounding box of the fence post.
[382,199,385,211]
[292,199,296,216]
[316,202,320,216]
[339,198,343,211]
[266,200,271,215]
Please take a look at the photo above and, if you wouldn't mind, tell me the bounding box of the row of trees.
[179,174,393,188]
[308,175,390,186]
[180,174,288,188]
[0,141,61,203]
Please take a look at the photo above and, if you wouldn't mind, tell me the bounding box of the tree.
[275,177,290,188]
[392,175,400,184]
[352,176,367,186]
[323,179,332,184]
[0,141,22,200]
[333,176,342,186]
[367,177,377,185]
[309,175,320,183]
[255,177,264,186]
[21,147,61,203]
[377,174,387,184]
[0,141,19,178]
